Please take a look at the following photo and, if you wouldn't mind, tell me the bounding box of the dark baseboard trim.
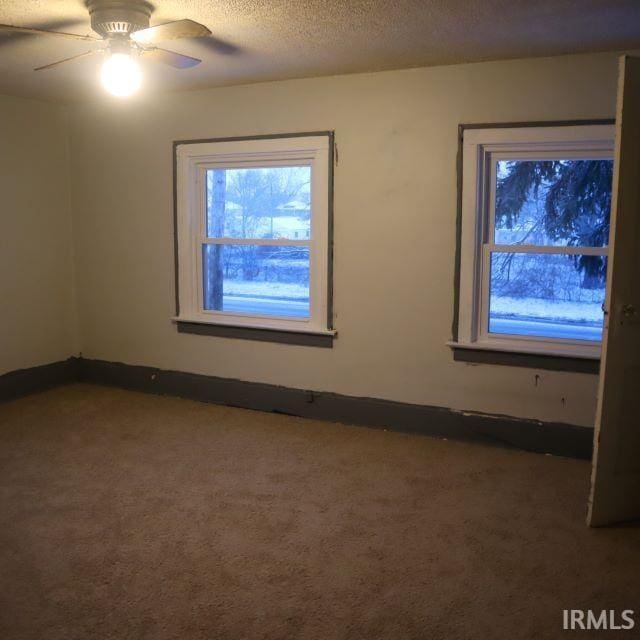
[0,358,80,403]
[0,358,593,460]
[77,358,594,460]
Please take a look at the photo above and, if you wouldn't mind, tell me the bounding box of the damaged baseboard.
[0,357,594,460]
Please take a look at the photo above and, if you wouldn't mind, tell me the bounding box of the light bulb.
[101,53,142,97]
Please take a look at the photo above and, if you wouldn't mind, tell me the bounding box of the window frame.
[173,133,334,338]
[453,123,615,361]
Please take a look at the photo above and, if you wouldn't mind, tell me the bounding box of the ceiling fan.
[0,0,212,96]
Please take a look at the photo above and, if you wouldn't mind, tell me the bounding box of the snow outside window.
[175,135,332,334]
[455,124,615,359]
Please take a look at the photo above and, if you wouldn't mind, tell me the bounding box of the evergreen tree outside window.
[455,124,614,359]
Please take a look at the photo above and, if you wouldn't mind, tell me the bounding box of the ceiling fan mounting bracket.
[86,0,153,38]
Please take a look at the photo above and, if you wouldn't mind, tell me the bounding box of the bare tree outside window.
[204,166,312,317]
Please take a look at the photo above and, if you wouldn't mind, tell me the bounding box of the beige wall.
[68,52,619,426]
[0,95,78,374]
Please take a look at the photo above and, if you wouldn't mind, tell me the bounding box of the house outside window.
[454,123,615,360]
[174,133,334,340]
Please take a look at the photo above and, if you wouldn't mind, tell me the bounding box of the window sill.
[447,342,600,374]
[174,318,336,348]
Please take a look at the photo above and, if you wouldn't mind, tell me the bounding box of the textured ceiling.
[0,0,639,102]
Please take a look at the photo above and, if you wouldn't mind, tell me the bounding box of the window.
[174,134,333,340]
[454,124,614,360]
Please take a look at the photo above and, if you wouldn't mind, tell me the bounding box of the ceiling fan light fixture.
[101,52,141,97]
[1,0,211,94]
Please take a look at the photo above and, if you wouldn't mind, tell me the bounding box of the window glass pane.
[203,244,309,318]
[494,159,613,247]
[206,167,311,240]
[488,252,606,341]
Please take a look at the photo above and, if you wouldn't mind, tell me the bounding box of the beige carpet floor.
[0,384,638,640]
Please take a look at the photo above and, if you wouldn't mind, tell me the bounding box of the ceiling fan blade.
[131,19,211,44]
[0,23,98,42]
[34,50,101,72]
[142,47,201,69]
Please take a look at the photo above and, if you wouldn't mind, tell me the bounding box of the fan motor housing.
[86,0,153,37]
